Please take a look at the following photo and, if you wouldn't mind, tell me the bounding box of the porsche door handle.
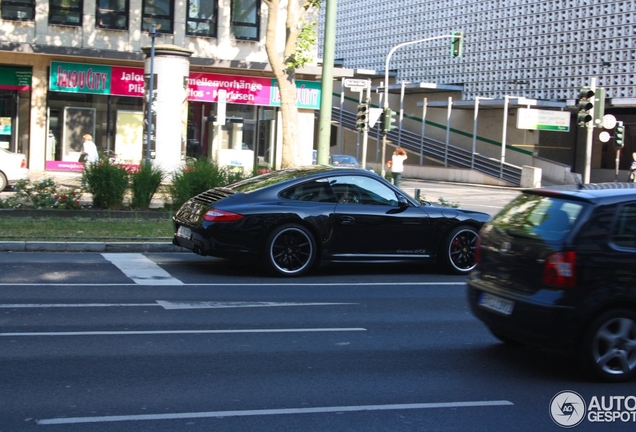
[339,216,355,225]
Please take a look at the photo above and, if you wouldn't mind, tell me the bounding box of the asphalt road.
[0,253,634,431]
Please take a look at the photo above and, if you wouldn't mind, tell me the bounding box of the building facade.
[320,0,636,183]
[0,0,331,175]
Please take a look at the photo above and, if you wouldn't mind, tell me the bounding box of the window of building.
[96,0,129,30]
[1,0,35,21]
[142,0,174,34]
[49,0,83,26]
[231,0,260,41]
[187,0,217,37]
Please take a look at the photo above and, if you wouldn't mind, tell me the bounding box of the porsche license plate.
[478,293,514,316]
[177,226,191,239]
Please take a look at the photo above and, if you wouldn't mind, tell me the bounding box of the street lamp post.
[381,34,462,177]
[145,24,157,165]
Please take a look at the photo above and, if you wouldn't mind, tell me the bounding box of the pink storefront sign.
[187,73,272,105]
[111,66,145,97]
[46,161,85,172]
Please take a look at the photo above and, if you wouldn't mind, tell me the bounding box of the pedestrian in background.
[80,134,99,163]
[387,147,408,187]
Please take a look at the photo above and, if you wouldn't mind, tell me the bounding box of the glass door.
[0,91,16,152]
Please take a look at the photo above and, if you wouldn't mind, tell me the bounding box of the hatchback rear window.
[492,193,586,242]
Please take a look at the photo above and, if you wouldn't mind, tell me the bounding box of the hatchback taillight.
[542,251,576,288]
[474,236,482,265]
[202,208,244,222]
[20,158,26,168]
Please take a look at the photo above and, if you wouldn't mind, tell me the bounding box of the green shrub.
[130,161,166,209]
[0,178,85,209]
[167,157,244,209]
[82,160,130,209]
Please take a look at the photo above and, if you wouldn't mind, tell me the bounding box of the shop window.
[49,0,83,26]
[187,0,217,37]
[142,0,174,34]
[97,0,129,30]
[231,0,260,41]
[1,0,35,21]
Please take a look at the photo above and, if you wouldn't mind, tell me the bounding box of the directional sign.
[516,108,570,132]
[369,108,383,128]
[343,78,370,89]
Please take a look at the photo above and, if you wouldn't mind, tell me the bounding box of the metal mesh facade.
[320,0,635,101]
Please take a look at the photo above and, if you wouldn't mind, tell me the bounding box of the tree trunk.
[263,0,302,168]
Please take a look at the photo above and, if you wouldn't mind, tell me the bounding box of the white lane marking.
[0,328,367,337]
[101,253,183,285]
[0,301,356,309]
[156,301,356,309]
[0,303,158,308]
[36,400,514,425]
[0,282,464,287]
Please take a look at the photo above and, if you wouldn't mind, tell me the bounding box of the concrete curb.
[0,241,186,253]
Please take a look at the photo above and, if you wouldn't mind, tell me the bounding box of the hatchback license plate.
[479,293,514,315]
[177,226,191,239]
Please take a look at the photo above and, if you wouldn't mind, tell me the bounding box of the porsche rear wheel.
[263,224,317,277]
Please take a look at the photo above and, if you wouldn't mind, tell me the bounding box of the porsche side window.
[328,176,399,206]
[280,181,337,202]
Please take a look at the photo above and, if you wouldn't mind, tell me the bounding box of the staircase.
[331,107,523,186]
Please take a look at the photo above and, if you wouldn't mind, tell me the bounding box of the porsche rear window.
[492,193,586,242]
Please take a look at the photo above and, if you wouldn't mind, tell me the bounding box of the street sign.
[348,86,365,93]
[343,78,370,89]
[599,131,611,143]
[516,108,570,132]
[369,108,383,128]
[601,114,617,130]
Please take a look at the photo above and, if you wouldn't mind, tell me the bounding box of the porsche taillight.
[542,251,576,288]
[202,208,244,222]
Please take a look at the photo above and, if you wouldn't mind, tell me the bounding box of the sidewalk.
[1,172,522,253]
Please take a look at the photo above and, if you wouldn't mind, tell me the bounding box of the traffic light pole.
[361,85,371,170]
[583,77,597,184]
[381,34,462,178]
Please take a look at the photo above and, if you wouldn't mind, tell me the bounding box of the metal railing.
[331,107,522,186]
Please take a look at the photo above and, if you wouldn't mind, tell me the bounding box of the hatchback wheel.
[488,327,525,346]
[439,225,479,275]
[263,224,316,277]
[581,309,636,382]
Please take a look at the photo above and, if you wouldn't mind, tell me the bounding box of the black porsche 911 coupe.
[172,166,490,277]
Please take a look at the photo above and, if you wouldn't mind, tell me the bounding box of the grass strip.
[0,216,174,242]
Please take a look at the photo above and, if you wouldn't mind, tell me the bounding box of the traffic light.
[577,87,594,127]
[450,31,463,58]
[356,103,368,131]
[614,122,625,149]
[593,87,605,127]
[382,108,397,133]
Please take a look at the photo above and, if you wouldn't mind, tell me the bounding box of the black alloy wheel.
[440,225,479,275]
[581,309,636,382]
[264,224,317,277]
